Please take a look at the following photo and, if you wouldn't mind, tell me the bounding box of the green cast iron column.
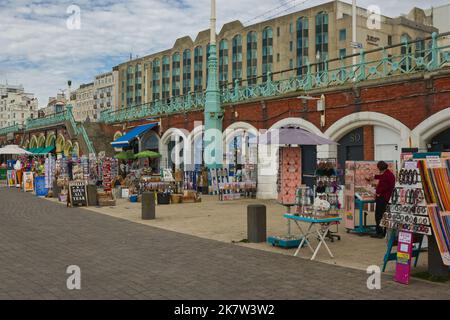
[203,0,223,169]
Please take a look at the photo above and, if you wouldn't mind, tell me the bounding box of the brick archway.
[412,107,450,151]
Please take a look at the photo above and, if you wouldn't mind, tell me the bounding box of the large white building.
[72,82,95,122]
[93,70,118,120]
[424,4,450,33]
[0,84,38,128]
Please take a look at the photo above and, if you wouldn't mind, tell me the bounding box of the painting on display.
[23,172,34,192]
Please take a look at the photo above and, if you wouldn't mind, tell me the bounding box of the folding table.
[284,214,342,260]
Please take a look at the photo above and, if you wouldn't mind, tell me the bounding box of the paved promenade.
[0,188,448,299]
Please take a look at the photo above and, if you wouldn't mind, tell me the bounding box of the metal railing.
[100,91,205,123]
[0,123,20,136]
[25,109,71,130]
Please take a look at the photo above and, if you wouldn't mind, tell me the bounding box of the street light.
[298,95,326,127]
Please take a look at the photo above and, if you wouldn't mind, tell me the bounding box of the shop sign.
[23,172,34,192]
[68,181,88,207]
[394,231,413,285]
[366,35,380,46]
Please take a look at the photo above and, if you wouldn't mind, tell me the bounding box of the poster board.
[278,147,301,204]
[68,181,89,207]
[395,231,413,285]
[6,170,16,187]
[23,172,34,192]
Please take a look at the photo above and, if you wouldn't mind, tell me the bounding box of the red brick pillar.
[363,125,374,161]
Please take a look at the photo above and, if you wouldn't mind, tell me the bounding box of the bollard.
[87,185,98,206]
[247,204,266,243]
[428,235,449,277]
[142,192,156,220]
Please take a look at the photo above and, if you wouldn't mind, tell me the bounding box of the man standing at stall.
[368,161,396,238]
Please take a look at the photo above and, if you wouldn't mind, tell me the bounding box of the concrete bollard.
[428,235,449,277]
[247,204,266,243]
[142,192,156,220]
[87,185,98,206]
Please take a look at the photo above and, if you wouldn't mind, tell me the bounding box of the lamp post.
[352,0,357,74]
[203,0,223,169]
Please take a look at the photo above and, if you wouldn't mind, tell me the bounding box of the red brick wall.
[363,125,374,161]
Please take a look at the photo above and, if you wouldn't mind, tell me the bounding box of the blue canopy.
[111,123,157,148]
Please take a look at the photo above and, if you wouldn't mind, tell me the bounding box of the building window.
[289,59,293,69]
[162,56,170,100]
[219,39,229,88]
[206,43,211,83]
[232,35,243,83]
[152,59,161,101]
[172,52,181,97]
[339,29,346,41]
[339,48,346,59]
[415,38,425,58]
[246,31,258,86]
[194,46,203,92]
[296,16,309,75]
[315,11,329,72]
[289,41,293,52]
[262,27,273,82]
[289,23,293,34]
[182,49,192,94]
[277,27,280,37]
[277,53,280,62]
[400,34,412,71]
[388,35,392,46]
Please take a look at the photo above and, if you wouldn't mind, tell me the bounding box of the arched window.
[296,17,309,75]
[219,39,229,87]
[232,35,243,83]
[152,59,160,101]
[162,56,170,100]
[194,46,203,92]
[315,11,328,72]
[182,49,191,94]
[172,52,181,97]
[262,27,273,82]
[246,31,258,85]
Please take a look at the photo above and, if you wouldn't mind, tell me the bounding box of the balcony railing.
[0,123,20,136]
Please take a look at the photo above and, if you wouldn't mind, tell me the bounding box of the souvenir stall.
[344,161,395,235]
[209,166,257,201]
[380,152,450,282]
[258,128,339,249]
[274,158,342,259]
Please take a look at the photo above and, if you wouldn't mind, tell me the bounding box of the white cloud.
[0,0,447,107]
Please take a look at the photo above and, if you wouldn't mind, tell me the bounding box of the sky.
[0,0,448,107]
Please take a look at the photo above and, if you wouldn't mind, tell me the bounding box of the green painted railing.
[100,91,205,124]
[25,109,71,130]
[77,124,96,155]
[0,123,20,136]
[100,32,449,124]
